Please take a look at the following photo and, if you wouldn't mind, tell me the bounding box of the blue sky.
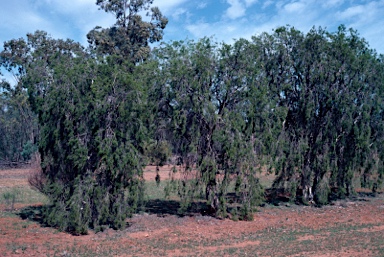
[0,0,383,55]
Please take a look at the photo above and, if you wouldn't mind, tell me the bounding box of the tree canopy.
[87,0,168,64]
[1,0,167,234]
[1,0,383,233]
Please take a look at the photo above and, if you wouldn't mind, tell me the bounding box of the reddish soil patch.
[144,165,201,182]
[143,165,177,181]
[0,169,32,187]
[0,168,383,256]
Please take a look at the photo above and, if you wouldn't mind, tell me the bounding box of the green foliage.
[21,141,37,160]
[144,140,172,166]
[87,0,168,64]
[0,0,166,234]
[314,177,331,205]
[1,6,383,233]
[147,38,267,218]
[142,25,384,215]
[0,81,38,164]
[255,25,384,203]
[31,43,147,234]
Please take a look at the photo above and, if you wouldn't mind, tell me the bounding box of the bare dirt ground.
[0,167,383,256]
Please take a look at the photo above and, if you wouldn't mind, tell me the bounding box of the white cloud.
[172,8,188,21]
[360,19,384,53]
[333,0,384,53]
[225,0,246,20]
[245,0,258,7]
[339,1,384,21]
[154,0,189,14]
[1,1,61,40]
[283,1,307,14]
[275,1,285,10]
[197,2,208,9]
[321,0,345,8]
[185,0,322,44]
[337,5,365,19]
[1,0,383,54]
[262,0,274,9]
[335,1,384,27]
[41,0,97,13]
[186,19,259,43]
[186,22,212,39]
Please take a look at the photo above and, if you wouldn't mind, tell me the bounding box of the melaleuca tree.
[326,27,384,198]
[255,26,332,203]
[147,38,265,219]
[0,0,166,234]
[148,39,221,214]
[255,25,384,204]
[41,52,147,233]
[213,38,270,218]
[0,31,146,234]
[366,54,384,193]
[1,32,91,233]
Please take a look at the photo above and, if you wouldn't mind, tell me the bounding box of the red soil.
[0,168,383,256]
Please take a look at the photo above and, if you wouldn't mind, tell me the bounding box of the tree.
[0,0,167,234]
[2,12,382,231]
[148,38,265,219]
[254,25,384,204]
[0,36,40,166]
[87,0,168,64]
[0,80,38,166]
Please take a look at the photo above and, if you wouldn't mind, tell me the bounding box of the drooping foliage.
[1,6,383,232]
[145,38,276,218]
[143,25,384,216]
[0,0,166,234]
[255,26,384,204]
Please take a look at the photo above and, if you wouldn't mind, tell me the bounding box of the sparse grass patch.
[0,168,383,256]
[6,242,28,254]
[0,186,48,208]
[1,188,19,211]
[144,180,170,200]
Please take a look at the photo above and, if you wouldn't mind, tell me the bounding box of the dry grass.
[0,167,383,256]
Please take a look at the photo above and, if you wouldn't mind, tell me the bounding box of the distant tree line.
[0,79,38,167]
[1,0,383,234]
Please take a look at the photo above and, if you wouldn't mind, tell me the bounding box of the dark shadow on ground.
[143,199,180,216]
[264,188,292,206]
[18,205,45,224]
[143,199,213,217]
